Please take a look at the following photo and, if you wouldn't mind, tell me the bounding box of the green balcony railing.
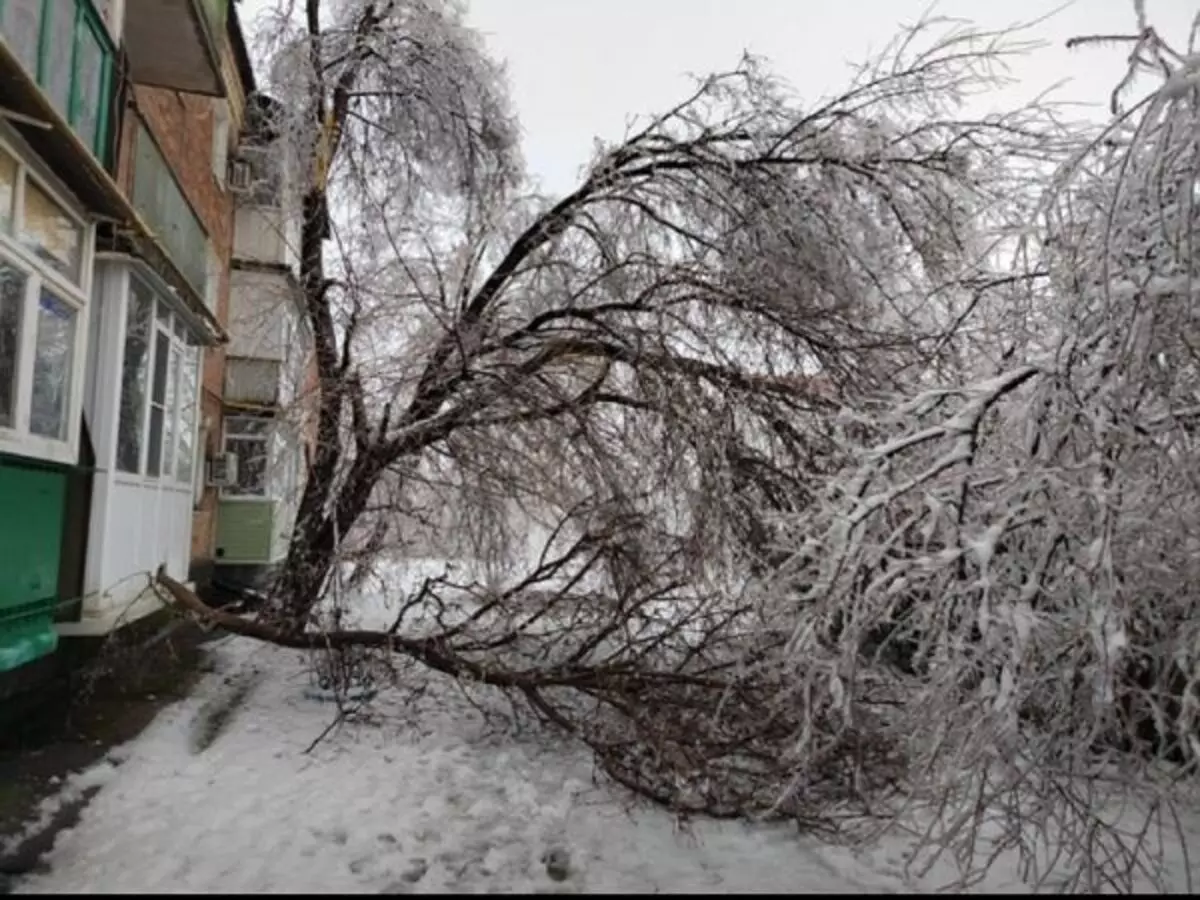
[0,0,116,166]
[131,121,210,299]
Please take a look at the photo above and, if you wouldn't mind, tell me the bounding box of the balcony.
[225,357,282,408]
[123,0,226,96]
[130,120,210,300]
[0,0,117,166]
[216,497,286,565]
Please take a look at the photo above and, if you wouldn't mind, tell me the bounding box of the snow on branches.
[765,21,1200,890]
[166,4,1200,892]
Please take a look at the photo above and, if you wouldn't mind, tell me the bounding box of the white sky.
[236,0,1198,195]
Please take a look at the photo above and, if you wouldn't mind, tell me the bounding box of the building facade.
[214,92,314,592]
[0,0,279,688]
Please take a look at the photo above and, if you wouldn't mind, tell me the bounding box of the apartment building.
[215,91,314,592]
[0,0,313,692]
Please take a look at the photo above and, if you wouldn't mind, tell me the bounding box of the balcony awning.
[123,0,225,97]
[0,42,228,346]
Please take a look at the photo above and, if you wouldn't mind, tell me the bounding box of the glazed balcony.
[0,0,117,166]
[129,120,210,301]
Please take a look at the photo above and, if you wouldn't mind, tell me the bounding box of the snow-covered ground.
[8,563,1199,893]
[10,635,915,894]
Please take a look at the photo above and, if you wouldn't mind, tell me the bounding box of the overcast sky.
[235,0,1197,194]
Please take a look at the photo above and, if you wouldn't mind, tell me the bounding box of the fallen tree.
[164,2,1200,893]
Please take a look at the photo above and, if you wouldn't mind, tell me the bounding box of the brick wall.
[118,86,235,576]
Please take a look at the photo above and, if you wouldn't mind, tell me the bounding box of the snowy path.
[14,613,1198,894]
[12,636,923,894]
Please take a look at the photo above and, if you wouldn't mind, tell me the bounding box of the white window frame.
[222,415,274,499]
[0,138,94,466]
[114,272,201,486]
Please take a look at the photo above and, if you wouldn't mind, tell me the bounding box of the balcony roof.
[124,0,226,96]
[0,42,227,346]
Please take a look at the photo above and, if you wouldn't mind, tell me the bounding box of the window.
[146,321,169,478]
[177,349,198,485]
[73,20,108,157]
[0,264,27,429]
[0,144,89,464]
[21,179,83,281]
[28,289,75,440]
[116,283,151,472]
[0,1,115,162]
[1,0,41,82]
[42,1,76,120]
[114,275,201,482]
[163,339,180,479]
[223,417,271,497]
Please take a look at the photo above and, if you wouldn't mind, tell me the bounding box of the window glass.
[227,435,268,496]
[0,263,27,429]
[162,343,179,478]
[117,281,153,472]
[29,289,75,440]
[147,328,169,477]
[73,21,107,156]
[1,0,42,82]
[21,180,82,281]
[41,0,74,123]
[224,418,271,496]
[177,349,198,484]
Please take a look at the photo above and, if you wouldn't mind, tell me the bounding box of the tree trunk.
[274,445,395,629]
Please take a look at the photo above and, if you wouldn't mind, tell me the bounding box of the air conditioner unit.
[207,452,239,488]
[228,158,253,191]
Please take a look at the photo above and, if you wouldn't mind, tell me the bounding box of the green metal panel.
[216,498,279,564]
[0,458,65,672]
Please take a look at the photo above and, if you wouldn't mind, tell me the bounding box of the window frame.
[221,415,273,499]
[0,137,93,466]
[114,271,202,488]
